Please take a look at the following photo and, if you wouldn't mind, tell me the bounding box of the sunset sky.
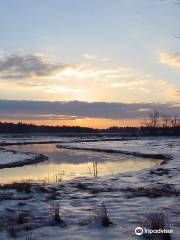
[0,0,180,128]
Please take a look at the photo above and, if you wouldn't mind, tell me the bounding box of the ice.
[0,135,179,240]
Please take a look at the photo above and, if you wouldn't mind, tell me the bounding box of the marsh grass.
[142,212,172,240]
[51,206,66,227]
[97,202,113,227]
[25,233,34,240]
[16,182,32,193]
[93,162,98,177]
[17,212,27,224]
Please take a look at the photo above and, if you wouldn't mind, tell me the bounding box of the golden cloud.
[0,51,179,103]
[160,52,180,68]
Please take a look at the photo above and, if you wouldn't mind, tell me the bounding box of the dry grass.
[97,202,113,227]
[51,206,66,226]
[17,212,27,224]
[25,234,33,240]
[142,212,172,240]
[93,162,98,177]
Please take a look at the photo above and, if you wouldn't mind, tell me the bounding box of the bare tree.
[170,115,178,128]
[162,114,170,128]
[146,111,160,128]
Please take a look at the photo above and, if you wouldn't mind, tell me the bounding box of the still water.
[0,144,162,184]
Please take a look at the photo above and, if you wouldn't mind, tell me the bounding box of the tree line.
[141,111,180,136]
[0,112,179,136]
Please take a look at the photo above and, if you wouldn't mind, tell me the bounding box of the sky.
[0,0,180,127]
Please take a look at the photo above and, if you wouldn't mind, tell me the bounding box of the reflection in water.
[0,144,162,184]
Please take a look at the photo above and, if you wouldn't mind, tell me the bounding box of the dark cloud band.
[0,100,179,120]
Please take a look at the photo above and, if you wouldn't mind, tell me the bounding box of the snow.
[0,136,179,240]
[0,149,35,165]
[57,136,180,159]
[0,148,47,169]
[0,134,72,145]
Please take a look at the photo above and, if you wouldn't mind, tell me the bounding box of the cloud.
[176,89,180,96]
[83,53,109,62]
[47,86,89,93]
[108,77,180,101]
[0,51,179,103]
[0,53,67,79]
[0,100,179,120]
[83,53,96,60]
[0,113,81,121]
[160,52,180,68]
[0,52,113,89]
[110,80,147,88]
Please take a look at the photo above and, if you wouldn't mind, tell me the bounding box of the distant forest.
[0,122,136,134]
[0,120,179,136]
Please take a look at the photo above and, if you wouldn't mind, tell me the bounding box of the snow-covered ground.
[0,134,70,145]
[0,148,47,169]
[0,136,179,240]
[0,134,134,145]
[57,136,180,159]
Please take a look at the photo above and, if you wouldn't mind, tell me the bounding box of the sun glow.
[1,117,142,128]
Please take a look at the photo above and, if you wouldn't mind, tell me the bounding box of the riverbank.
[0,136,179,239]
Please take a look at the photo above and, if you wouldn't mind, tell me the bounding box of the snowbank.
[0,149,48,169]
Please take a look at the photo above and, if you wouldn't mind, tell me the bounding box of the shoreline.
[0,148,48,169]
[57,144,171,160]
[0,137,179,239]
